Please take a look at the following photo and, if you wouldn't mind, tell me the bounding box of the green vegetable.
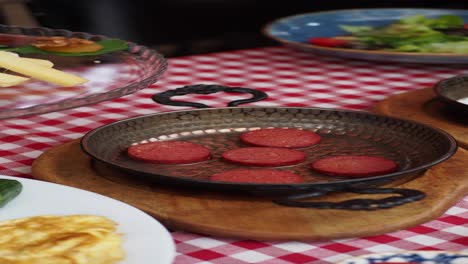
[0,179,22,208]
[340,25,373,34]
[339,15,468,53]
[411,41,468,53]
[0,39,129,56]
[399,14,464,29]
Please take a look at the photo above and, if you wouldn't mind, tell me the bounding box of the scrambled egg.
[0,215,125,264]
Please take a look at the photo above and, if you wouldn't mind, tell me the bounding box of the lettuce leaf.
[0,39,128,56]
[339,15,468,52]
[412,41,468,53]
[399,14,464,29]
[340,25,373,34]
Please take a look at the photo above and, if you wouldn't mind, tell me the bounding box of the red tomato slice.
[464,24,468,29]
[308,37,348,47]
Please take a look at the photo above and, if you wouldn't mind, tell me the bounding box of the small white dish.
[0,175,175,264]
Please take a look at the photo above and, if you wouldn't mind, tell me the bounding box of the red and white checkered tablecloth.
[2,46,468,263]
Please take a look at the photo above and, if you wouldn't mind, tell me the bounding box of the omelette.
[0,215,125,264]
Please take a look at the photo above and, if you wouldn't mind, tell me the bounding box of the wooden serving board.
[374,88,468,149]
[32,139,468,241]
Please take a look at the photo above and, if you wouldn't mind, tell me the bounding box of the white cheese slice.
[4,52,54,67]
[23,58,54,67]
[0,51,87,86]
[0,72,29,87]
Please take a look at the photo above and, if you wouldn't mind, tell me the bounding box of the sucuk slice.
[310,155,398,177]
[222,147,306,167]
[240,128,321,148]
[210,169,304,184]
[127,141,211,164]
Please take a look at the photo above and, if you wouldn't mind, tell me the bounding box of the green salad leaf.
[399,14,464,29]
[339,14,468,53]
[339,25,373,34]
[0,39,129,56]
[408,41,468,53]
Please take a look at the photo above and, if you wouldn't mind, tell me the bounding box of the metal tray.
[81,106,457,210]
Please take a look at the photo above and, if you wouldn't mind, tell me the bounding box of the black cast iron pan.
[81,85,458,210]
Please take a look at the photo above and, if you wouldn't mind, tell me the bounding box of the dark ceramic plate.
[263,8,468,64]
[434,75,468,113]
[81,107,457,209]
[0,25,167,119]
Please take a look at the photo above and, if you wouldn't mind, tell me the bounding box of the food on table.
[4,51,54,67]
[240,128,321,148]
[128,140,212,164]
[308,37,349,48]
[308,15,468,53]
[0,72,30,87]
[0,52,56,87]
[310,155,398,177]
[0,179,22,208]
[222,147,306,167]
[32,36,104,53]
[0,51,88,87]
[0,215,124,263]
[211,169,304,183]
[0,34,129,57]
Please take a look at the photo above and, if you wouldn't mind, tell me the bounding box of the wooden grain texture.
[32,139,468,241]
[374,88,468,149]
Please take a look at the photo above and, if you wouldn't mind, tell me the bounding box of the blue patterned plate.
[337,251,468,264]
[264,8,468,64]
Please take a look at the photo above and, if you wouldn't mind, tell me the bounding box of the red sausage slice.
[310,155,398,177]
[222,147,305,167]
[211,169,304,184]
[127,141,211,164]
[240,128,321,148]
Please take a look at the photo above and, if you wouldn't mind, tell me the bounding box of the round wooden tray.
[32,139,468,241]
[374,88,467,149]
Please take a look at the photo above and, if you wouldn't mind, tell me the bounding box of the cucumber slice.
[0,179,22,208]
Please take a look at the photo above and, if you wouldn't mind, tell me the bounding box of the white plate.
[0,175,175,264]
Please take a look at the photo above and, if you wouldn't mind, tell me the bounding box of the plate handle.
[152,84,268,108]
[273,187,426,210]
